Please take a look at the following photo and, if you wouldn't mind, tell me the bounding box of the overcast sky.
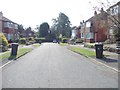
[0,0,119,29]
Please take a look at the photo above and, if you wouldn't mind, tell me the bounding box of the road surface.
[2,43,118,88]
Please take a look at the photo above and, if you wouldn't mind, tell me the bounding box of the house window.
[86,32,94,39]
[14,24,18,29]
[8,34,14,41]
[81,33,84,38]
[86,21,91,27]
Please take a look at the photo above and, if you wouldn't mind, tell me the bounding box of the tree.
[18,24,24,38]
[39,22,49,37]
[18,24,24,33]
[51,12,72,38]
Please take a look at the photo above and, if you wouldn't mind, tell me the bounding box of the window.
[86,33,94,39]
[8,34,13,40]
[81,33,84,38]
[86,21,91,27]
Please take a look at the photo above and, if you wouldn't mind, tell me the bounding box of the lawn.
[0,48,33,60]
[69,47,96,57]
[60,43,69,46]
[32,43,40,47]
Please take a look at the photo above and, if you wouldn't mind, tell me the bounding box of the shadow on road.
[99,57,118,63]
[8,55,16,60]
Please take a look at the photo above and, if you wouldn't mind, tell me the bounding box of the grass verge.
[0,48,33,60]
[69,47,96,57]
[60,43,69,46]
[32,43,40,47]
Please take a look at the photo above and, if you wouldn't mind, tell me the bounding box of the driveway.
[2,43,118,88]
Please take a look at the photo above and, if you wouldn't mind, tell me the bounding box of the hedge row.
[84,43,117,53]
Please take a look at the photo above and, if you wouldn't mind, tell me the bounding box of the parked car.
[53,39,57,43]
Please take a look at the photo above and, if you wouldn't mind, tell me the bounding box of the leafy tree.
[18,24,24,32]
[39,22,49,37]
[51,12,72,38]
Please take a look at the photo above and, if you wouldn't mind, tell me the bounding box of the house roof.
[2,16,18,24]
[85,11,107,23]
[108,1,120,9]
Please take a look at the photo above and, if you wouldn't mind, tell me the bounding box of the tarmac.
[0,43,119,72]
[69,44,119,72]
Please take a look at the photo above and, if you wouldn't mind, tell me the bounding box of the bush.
[28,37,34,41]
[0,33,9,51]
[62,38,69,43]
[84,43,95,49]
[19,38,26,44]
[34,38,42,43]
[75,39,84,43]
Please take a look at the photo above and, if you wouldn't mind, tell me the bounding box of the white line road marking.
[0,60,13,69]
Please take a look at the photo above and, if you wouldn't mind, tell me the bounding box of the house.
[107,1,120,43]
[21,27,35,38]
[80,21,85,41]
[0,12,19,42]
[83,9,108,43]
[71,26,81,39]
[71,26,77,39]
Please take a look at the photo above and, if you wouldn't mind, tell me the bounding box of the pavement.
[1,43,118,88]
[69,44,119,71]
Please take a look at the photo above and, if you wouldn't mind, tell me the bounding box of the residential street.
[2,43,118,88]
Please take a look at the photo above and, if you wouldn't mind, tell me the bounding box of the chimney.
[100,8,104,13]
[0,11,3,19]
[94,11,97,16]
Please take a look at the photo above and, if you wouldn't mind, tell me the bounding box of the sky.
[0,0,119,30]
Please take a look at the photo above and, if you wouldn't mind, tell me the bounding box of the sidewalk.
[69,44,119,71]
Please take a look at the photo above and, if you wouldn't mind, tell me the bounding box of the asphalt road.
[2,43,118,88]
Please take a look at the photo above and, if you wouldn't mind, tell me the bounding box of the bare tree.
[89,0,120,42]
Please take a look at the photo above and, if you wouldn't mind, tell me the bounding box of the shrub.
[62,38,69,43]
[84,43,95,49]
[28,37,34,41]
[14,39,19,43]
[108,47,116,52]
[0,32,9,51]
[75,39,84,43]
[34,38,42,43]
[19,38,26,44]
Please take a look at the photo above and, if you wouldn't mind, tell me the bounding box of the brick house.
[107,1,120,43]
[21,27,35,38]
[0,12,19,42]
[83,9,108,43]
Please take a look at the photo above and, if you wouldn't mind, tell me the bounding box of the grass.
[32,43,40,47]
[0,48,33,60]
[69,47,96,57]
[60,43,69,46]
